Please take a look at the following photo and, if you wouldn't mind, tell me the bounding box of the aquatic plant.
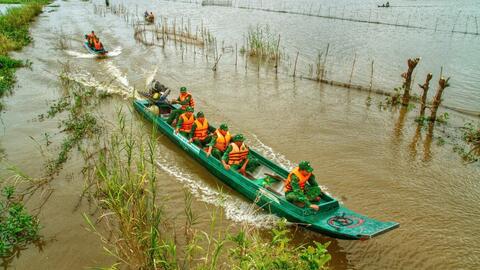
[243,24,281,61]
[39,62,103,175]
[454,122,480,163]
[0,186,40,258]
[0,56,24,97]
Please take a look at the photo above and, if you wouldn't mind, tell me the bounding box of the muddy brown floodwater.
[1,0,479,269]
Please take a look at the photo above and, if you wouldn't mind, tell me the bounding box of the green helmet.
[232,134,245,142]
[196,111,204,118]
[219,123,228,131]
[180,86,187,92]
[298,161,313,173]
[185,106,194,112]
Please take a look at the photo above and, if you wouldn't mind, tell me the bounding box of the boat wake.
[64,46,122,58]
[155,158,279,228]
[103,61,141,99]
[106,46,122,57]
[64,50,97,59]
[250,133,294,171]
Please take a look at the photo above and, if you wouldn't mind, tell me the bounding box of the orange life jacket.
[94,40,103,50]
[214,130,231,151]
[284,167,311,192]
[179,113,194,132]
[179,92,195,109]
[227,142,249,165]
[193,119,209,140]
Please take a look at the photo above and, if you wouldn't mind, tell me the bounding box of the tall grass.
[82,109,331,269]
[242,24,281,61]
[0,0,50,104]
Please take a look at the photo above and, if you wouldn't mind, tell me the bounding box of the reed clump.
[0,186,40,258]
[242,24,281,61]
[82,110,331,269]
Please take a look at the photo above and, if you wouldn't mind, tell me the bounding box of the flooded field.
[1,0,479,269]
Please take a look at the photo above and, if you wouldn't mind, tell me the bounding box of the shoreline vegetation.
[0,0,49,263]
[0,0,49,108]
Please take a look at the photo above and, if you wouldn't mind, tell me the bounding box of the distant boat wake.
[65,46,122,58]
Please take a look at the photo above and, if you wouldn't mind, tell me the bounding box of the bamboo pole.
[369,60,374,91]
[293,51,299,77]
[275,34,281,74]
[348,53,357,85]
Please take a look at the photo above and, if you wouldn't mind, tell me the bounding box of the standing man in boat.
[175,106,195,137]
[167,86,195,125]
[284,161,322,211]
[222,134,259,176]
[206,123,231,160]
[188,111,215,147]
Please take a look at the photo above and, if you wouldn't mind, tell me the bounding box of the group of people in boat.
[149,86,323,211]
[85,30,105,52]
[144,10,155,22]
[379,1,390,7]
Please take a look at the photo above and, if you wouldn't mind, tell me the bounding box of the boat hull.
[133,100,399,240]
[83,41,107,56]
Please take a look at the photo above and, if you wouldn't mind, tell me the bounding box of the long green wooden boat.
[133,99,399,240]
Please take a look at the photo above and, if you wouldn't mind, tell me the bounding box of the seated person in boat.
[93,37,105,52]
[222,134,260,176]
[86,31,96,46]
[284,161,322,211]
[144,10,149,17]
[175,106,195,137]
[167,86,195,125]
[206,123,231,160]
[188,111,215,148]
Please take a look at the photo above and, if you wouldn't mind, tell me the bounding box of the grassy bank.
[0,0,49,103]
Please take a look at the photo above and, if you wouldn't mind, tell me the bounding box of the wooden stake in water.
[418,73,433,118]
[369,60,374,91]
[476,16,479,34]
[275,34,281,74]
[401,58,420,106]
[348,53,357,85]
[235,43,238,68]
[429,75,450,122]
[293,51,299,78]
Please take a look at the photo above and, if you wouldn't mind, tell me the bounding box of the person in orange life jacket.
[284,161,322,211]
[167,86,195,125]
[222,134,260,176]
[175,106,195,137]
[86,31,96,47]
[94,37,104,51]
[206,123,231,160]
[188,111,215,148]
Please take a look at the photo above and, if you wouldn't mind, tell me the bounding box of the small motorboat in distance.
[84,33,108,57]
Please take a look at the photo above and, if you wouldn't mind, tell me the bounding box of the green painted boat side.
[83,41,107,56]
[133,99,399,240]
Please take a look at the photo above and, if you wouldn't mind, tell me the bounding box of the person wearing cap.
[167,86,195,125]
[175,106,195,137]
[206,123,231,160]
[188,111,215,147]
[284,161,322,211]
[222,134,259,176]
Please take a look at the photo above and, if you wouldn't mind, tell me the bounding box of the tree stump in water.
[429,76,450,122]
[418,73,433,118]
[401,58,420,106]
